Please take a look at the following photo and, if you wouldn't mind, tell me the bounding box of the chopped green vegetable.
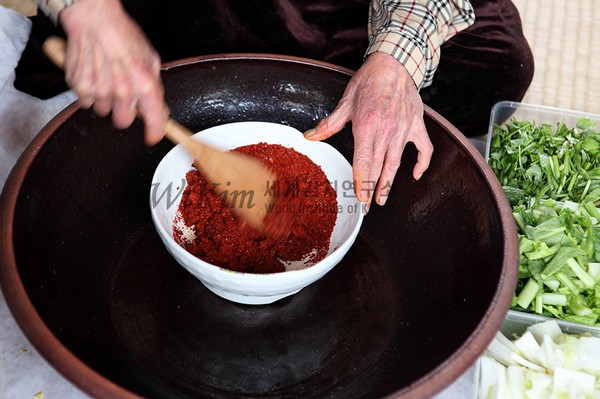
[511,200,600,325]
[489,118,600,205]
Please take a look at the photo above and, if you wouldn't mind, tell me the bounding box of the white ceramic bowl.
[150,121,364,305]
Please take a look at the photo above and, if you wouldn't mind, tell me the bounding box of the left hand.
[304,52,433,207]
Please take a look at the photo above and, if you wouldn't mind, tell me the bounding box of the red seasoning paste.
[173,142,338,274]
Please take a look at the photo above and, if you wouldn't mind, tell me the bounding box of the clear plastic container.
[484,101,600,331]
[484,101,600,162]
[501,309,600,338]
[476,103,600,397]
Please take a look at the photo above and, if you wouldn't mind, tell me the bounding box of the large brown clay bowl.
[0,54,518,399]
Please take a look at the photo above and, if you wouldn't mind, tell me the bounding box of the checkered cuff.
[366,31,427,90]
[37,0,79,25]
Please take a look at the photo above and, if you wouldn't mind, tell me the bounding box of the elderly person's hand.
[59,0,168,145]
[304,52,433,207]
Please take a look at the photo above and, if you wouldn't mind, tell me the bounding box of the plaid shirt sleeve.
[34,0,79,25]
[367,0,475,89]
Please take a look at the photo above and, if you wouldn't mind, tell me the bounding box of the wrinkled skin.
[304,52,432,207]
[59,0,433,204]
[60,0,168,145]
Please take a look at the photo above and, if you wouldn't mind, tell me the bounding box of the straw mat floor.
[513,0,600,114]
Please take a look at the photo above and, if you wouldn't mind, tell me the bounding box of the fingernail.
[377,195,387,206]
[415,171,424,181]
[355,185,364,203]
[304,128,316,138]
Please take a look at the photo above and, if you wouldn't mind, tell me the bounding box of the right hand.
[304,52,433,207]
[59,0,168,145]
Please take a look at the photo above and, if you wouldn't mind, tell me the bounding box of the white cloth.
[0,5,475,398]
[0,6,76,187]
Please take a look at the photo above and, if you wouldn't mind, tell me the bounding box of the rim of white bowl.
[150,121,364,281]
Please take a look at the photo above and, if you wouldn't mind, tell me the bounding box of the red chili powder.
[173,142,338,274]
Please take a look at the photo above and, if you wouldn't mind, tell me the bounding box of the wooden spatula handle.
[42,36,67,69]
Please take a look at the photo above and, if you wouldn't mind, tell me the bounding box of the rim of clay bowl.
[0,53,519,399]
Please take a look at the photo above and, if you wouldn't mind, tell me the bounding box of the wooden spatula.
[42,36,276,231]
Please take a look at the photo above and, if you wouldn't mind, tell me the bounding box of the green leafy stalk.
[489,118,600,205]
[510,201,600,325]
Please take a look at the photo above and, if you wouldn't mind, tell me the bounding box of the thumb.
[304,101,351,141]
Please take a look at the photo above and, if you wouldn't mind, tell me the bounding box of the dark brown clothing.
[14,0,533,137]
